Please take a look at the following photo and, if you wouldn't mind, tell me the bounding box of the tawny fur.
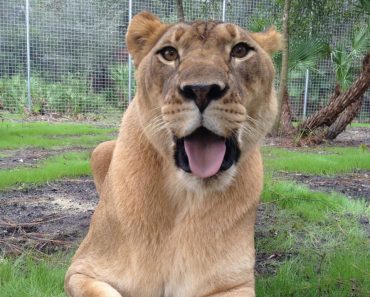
[65,12,281,297]
[90,140,116,196]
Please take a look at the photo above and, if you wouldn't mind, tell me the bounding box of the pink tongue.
[184,132,226,178]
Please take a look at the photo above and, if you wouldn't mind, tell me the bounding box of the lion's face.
[127,12,281,191]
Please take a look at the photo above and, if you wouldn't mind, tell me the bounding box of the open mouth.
[174,127,240,179]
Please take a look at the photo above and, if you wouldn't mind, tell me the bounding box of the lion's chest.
[116,221,249,297]
[119,223,209,297]
[111,213,233,297]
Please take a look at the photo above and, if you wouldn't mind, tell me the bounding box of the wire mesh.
[0,0,369,121]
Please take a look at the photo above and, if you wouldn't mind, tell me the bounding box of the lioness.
[65,12,281,297]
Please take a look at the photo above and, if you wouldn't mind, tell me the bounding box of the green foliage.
[0,76,27,113]
[356,0,370,15]
[0,74,126,114]
[0,0,132,115]
[274,39,330,73]
[109,64,133,106]
[42,75,105,114]
[288,40,330,72]
[248,17,273,32]
[332,22,370,90]
[332,48,353,90]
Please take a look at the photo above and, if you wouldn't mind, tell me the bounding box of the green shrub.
[0,75,115,114]
[0,75,28,113]
[43,75,105,113]
[109,63,134,107]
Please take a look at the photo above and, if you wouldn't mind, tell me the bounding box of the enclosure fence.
[0,0,369,121]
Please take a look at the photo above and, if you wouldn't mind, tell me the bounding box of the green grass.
[256,180,370,296]
[263,179,345,221]
[0,152,91,190]
[0,255,67,297]
[0,121,116,190]
[256,252,370,296]
[350,122,370,128]
[0,121,115,149]
[259,145,370,296]
[263,146,370,175]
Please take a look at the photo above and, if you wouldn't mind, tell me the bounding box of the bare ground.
[278,171,370,202]
[0,147,89,170]
[0,178,97,255]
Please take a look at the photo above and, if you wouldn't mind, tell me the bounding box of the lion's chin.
[174,127,240,179]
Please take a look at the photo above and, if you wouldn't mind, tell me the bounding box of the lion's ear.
[250,27,282,55]
[126,12,169,67]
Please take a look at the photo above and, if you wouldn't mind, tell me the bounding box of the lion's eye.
[231,43,253,59]
[159,46,179,61]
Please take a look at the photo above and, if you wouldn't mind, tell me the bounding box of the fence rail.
[0,0,369,121]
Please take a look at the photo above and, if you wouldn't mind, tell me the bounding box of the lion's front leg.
[65,273,123,297]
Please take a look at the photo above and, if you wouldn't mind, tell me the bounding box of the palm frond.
[331,46,352,91]
[355,0,370,16]
[351,24,370,57]
[288,39,330,72]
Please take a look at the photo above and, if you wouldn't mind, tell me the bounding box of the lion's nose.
[180,83,228,112]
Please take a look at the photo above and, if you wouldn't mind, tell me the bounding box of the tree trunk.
[326,96,363,140]
[272,0,291,136]
[328,84,341,104]
[281,88,295,135]
[299,52,370,135]
[176,0,185,22]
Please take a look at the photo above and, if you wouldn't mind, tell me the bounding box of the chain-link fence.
[0,0,369,121]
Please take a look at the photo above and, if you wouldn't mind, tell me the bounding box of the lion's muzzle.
[174,127,240,178]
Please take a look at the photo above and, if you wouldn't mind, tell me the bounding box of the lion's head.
[126,12,281,191]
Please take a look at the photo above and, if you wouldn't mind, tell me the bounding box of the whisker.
[139,114,169,144]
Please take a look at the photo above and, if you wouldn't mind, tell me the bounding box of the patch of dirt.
[335,127,370,146]
[264,126,370,147]
[0,178,98,255]
[0,147,90,170]
[278,171,370,202]
[254,204,293,276]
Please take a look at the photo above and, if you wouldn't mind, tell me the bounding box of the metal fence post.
[25,0,32,111]
[128,0,133,104]
[303,12,313,119]
[303,69,309,118]
[222,0,226,22]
